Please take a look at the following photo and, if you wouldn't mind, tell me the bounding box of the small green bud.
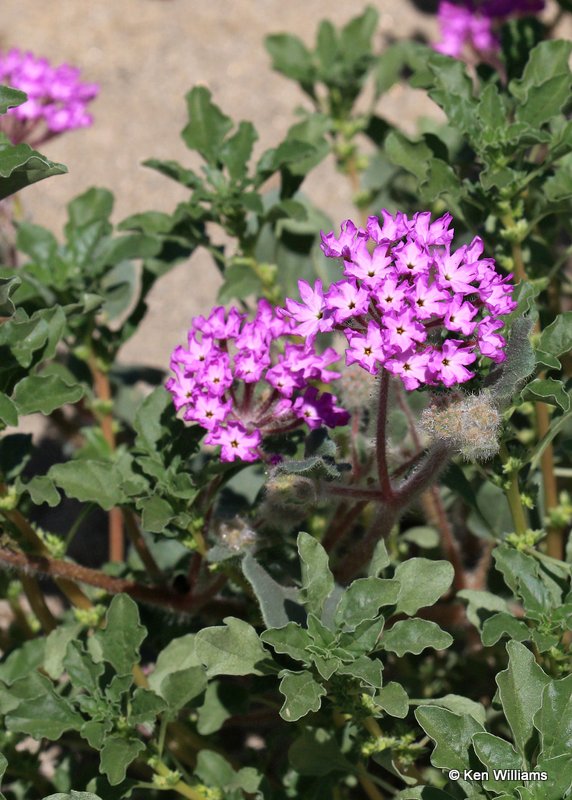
[73,604,106,628]
[546,491,572,529]
[502,456,523,474]
[506,528,544,551]
[501,219,528,243]
[0,486,19,511]
[520,493,535,509]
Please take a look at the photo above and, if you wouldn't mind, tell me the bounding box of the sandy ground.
[1,0,564,369]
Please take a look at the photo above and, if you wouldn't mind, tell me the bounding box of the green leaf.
[337,656,383,688]
[49,460,127,511]
[368,538,390,576]
[488,316,535,404]
[261,623,313,664]
[0,393,17,427]
[195,617,268,677]
[99,736,145,786]
[95,594,146,675]
[181,87,233,162]
[338,616,384,656]
[265,34,315,86]
[278,670,326,721]
[537,311,572,359]
[0,275,20,317]
[149,634,201,693]
[242,553,304,628]
[334,578,398,630]
[159,666,207,716]
[533,674,572,759]
[415,706,484,771]
[44,623,83,680]
[521,378,570,411]
[385,130,431,183]
[0,638,46,684]
[457,589,510,630]
[6,688,83,739]
[402,526,440,549]
[426,54,476,133]
[196,681,248,735]
[298,531,334,617]
[139,494,175,533]
[129,688,167,725]
[529,753,572,800]
[472,732,524,794]
[0,85,27,113]
[496,640,551,760]
[0,139,67,200]
[382,619,453,657]
[412,694,486,726]
[481,612,530,646]
[12,374,85,415]
[394,558,454,615]
[194,750,262,794]
[0,306,66,368]
[510,41,572,127]
[395,790,457,800]
[64,642,104,694]
[375,682,409,718]
[289,728,353,776]
[19,475,60,507]
[219,121,258,181]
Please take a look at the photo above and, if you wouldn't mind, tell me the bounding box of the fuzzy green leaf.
[99,736,145,785]
[12,374,85,415]
[195,617,268,677]
[394,558,454,615]
[242,553,304,628]
[521,378,570,412]
[496,641,551,760]
[278,670,326,721]
[94,594,147,675]
[375,681,409,718]
[481,612,530,646]
[298,531,334,617]
[415,706,484,771]
[49,460,127,511]
[182,87,233,162]
[335,578,399,630]
[472,732,524,794]
[533,674,572,759]
[382,619,453,657]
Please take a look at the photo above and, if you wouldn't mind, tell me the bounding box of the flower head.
[167,299,349,463]
[281,209,516,392]
[0,48,98,146]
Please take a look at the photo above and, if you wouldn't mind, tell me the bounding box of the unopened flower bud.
[420,391,501,461]
[264,473,317,510]
[337,364,377,415]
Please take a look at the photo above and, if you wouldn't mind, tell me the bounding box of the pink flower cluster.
[435,0,544,59]
[0,49,99,146]
[282,210,516,391]
[167,300,349,462]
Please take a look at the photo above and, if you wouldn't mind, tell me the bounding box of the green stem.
[500,444,528,536]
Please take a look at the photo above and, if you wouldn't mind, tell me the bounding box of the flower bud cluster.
[0,48,99,145]
[420,390,501,460]
[281,210,516,391]
[167,299,349,463]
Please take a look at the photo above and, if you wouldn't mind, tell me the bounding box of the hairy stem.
[375,370,394,503]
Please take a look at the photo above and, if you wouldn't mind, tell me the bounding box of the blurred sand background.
[0,0,563,368]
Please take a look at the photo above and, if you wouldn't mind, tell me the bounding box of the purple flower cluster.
[282,210,516,391]
[167,300,349,462]
[435,0,544,59]
[0,49,99,146]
